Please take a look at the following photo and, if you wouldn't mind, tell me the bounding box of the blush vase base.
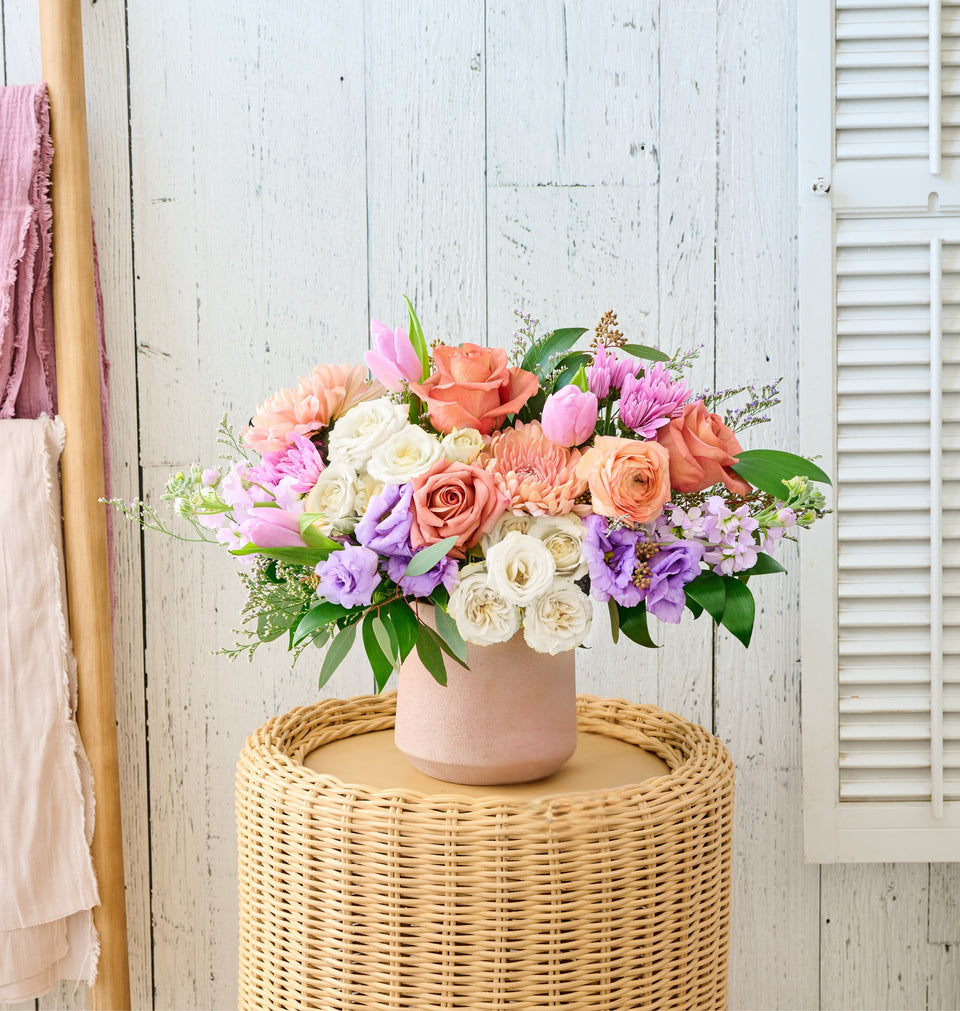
[394,628,578,787]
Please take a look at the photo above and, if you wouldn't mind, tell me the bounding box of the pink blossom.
[541,386,598,447]
[618,363,691,438]
[586,344,640,400]
[365,319,422,392]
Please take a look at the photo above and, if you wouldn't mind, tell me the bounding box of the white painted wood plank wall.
[3,1,958,1008]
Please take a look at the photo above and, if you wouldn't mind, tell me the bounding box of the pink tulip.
[240,509,305,549]
[541,386,598,447]
[365,319,422,392]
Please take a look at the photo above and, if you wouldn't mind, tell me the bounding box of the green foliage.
[403,295,430,381]
[520,327,588,378]
[319,624,357,689]
[619,343,670,363]
[617,602,659,648]
[731,449,831,498]
[404,535,459,577]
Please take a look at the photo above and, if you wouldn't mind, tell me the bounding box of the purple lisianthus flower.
[355,483,414,556]
[586,344,640,400]
[644,541,704,624]
[581,513,644,607]
[618,363,692,438]
[316,544,381,608]
[386,552,460,598]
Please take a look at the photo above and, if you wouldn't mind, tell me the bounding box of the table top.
[303,728,672,800]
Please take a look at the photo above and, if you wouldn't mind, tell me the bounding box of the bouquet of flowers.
[117,303,828,689]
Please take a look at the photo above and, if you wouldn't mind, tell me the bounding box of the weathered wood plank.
[929,864,960,944]
[713,1,821,1008]
[821,863,931,1010]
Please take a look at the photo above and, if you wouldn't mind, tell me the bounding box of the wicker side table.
[236,693,735,1010]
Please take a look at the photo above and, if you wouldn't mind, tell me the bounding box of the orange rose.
[655,401,752,494]
[575,437,671,523]
[410,458,508,556]
[410,343,539,436]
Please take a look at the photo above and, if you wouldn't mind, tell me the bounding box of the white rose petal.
[439,427,485,464]
[327,397,409,467]
[354,470,386,515]
[367,424,443,484]
[528,514,587,578]
[522,577,593,655]
[485,531,556,606]
[480,512,532,555]
[304,462,358,535]
[447,563,521,645]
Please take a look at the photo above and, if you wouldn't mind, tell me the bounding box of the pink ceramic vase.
[394,616,578,786]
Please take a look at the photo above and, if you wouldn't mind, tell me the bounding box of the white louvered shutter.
[801,0,960,861]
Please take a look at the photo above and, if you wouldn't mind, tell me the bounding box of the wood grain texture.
[713,1,821,1008]
[929,864,960,944]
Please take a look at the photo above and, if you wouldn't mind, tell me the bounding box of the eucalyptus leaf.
[607,599,620,645]
[620,343,670,363]
[403,295,430,381]
[720,576,756,648]
[730,449,831,498]
[420,623,469,670]
[404,535,459,577]
[319,623,357,690]
[362,613,394,691]
[372,613,400,668]
[415,627,447,686]
[433,604,468,664]
[684,571,726,624]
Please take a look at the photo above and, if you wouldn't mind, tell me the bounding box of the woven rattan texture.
[236,693,735,1010]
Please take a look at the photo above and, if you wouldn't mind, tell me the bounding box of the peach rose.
[410,458,508,556]
[655,401,752,494]
[409,343,539,436]
[575,436,671,524]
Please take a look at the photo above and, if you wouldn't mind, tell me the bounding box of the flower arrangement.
[116,302,828,689]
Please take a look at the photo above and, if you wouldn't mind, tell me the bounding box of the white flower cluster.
[304,397,485,535]
[448,522,593,655]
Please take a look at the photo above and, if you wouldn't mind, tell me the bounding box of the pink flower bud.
[364,319,422,392]
[541,386,599,448]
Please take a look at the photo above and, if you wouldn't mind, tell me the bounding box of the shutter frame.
[800,0,960,862]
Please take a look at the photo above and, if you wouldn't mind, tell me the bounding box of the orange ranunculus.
[410,458,508,556]
[409,343,539,436]
[655,401,752,494]
[575,436,671,524]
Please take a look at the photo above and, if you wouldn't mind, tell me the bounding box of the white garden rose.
[484,531,556,606]
[529,514,587,578]
[354,470,386,515]
[366,424,443,483]
[304,462,358,535]
[522,577,593,655]
[327,397,409,467]
[447,563,521,645]
[480,512,532,555]
[439,427,485,464]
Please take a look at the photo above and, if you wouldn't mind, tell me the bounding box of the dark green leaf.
[404,535,459,577]
[618,602,659,648]
[720,576,756,648]
[433,604,468,663]
[620,343,670,363]
[415,626,448,685]
[684,571,726,624]
[360,614,393,692]
[403,295,430,381]
[298,513,342,552]
[739,553,787,577]
[430,585,450,609]
[730,449,831,497]
[386,599,418,661]
[319,623,357,690]
[420,623,469,670]
[607,599,620,644]
[230,543,330,566]
[293,600,354,644]
[520,327,588,374]
[685,597,704,619]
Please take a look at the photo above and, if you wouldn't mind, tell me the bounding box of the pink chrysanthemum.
[619,363,692,438]
[242,363,384,454]
[481,420,587,516]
